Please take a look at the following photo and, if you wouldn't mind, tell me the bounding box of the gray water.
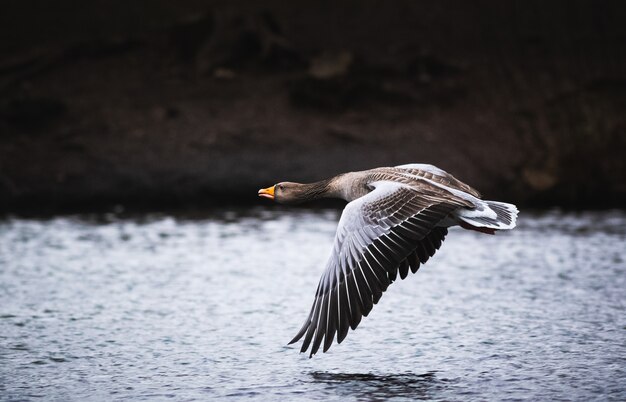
[1,208,625,401]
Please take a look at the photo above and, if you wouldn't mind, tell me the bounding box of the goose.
[258,163,518,357]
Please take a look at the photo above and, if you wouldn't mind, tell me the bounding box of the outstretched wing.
[289,180,471,357]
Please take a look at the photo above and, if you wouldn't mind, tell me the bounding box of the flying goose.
[258,164,518,357]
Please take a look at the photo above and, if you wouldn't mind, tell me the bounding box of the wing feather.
[291,180,467,356]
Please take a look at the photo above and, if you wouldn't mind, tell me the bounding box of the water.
[1,208,625,401]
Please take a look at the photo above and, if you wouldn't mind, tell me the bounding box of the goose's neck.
[300,172,372,202]
[297,177,341,201]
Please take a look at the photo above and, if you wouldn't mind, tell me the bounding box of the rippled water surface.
[1,208,625,401]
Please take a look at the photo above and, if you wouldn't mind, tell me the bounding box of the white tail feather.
[456,200,518,230]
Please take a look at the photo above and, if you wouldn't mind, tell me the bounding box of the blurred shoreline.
[1,1,625,214]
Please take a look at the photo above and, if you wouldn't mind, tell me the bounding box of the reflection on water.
[310,371,445,401]
[0,208,625,401]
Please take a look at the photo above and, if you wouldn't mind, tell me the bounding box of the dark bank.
[1,0,625,215]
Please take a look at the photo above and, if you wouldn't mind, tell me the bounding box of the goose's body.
[258,164,518,357]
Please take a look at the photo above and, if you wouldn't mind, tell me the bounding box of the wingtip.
[337,329,348,344]
[322,341,332,353]
[289,323,309,345]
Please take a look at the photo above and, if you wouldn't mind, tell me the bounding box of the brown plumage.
[258,163,518,357]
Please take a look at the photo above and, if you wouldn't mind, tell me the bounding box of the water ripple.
[0,209,625,401]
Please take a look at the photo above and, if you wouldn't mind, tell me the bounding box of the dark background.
[1,0,625,213]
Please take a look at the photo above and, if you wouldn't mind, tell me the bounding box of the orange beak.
[258,185,275,200]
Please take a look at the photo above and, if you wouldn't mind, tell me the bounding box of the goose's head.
[258,182,309,204]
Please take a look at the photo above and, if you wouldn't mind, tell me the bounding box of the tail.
[456,200,518,234]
